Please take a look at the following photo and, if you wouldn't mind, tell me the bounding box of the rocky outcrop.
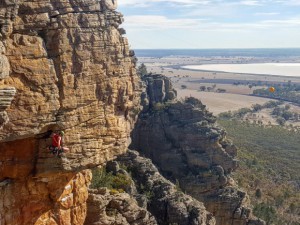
[130,75,265,225]
[0,0,140,224]
[116,150,216,225]
[0,0,140,172]
[141,74,177,111]
[85,188,157,225]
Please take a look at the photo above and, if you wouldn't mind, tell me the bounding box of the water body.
[134,48,300,58]
[182,63,300,77]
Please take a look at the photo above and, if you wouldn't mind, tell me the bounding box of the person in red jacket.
[50,131,69,157]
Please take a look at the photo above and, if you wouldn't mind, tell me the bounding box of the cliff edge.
[0,0,140,224]
[131,74,265,225]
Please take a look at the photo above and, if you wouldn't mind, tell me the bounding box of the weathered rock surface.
[117,150,216,225]
[85,188,157,225]
[1,0,140,173]
[130,75,265,225]
[0,87,16,128]
[0,0,141,224]
[0,169,92,225]
[141,74,177,111]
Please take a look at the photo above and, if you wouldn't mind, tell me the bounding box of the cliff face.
[0,0,140,224]
[131,75,265,225]
[116,150,216,225]
[85,187,158,225]
[86,151,216,225]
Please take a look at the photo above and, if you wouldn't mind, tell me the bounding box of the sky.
[118,0,300,49]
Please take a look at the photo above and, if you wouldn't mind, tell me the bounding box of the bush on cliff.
[91,167,132,191]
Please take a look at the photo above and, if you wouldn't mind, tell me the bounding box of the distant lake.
[182,63,300,77]
[135,48,300,58]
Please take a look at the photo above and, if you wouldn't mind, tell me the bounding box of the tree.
[216,88,226,93]
[255,189,262,199]
[282,111,293,120]
[276,117,286,126]
[253,202,277,225]
[199,86,206,91]
[137,63,148,77]
[284,104,291,110]
[207,87,213,92]
[252,104,262,112]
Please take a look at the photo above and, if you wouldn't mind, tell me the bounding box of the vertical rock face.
[131,75,265,225]
[1,170,92,225]
[0,0,140,224]
[141,74,177,110]
[116,150,216,225]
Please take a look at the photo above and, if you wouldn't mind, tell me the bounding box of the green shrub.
[252,104,263,112]
[219,111,233,119]
[91,167,132,191]
[255,189,262,199]
[91,167,114,189]
[253,202,278,225]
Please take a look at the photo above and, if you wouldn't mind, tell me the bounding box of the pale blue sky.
[118,0,300,49]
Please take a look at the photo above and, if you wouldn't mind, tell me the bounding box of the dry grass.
[176,89,270,115]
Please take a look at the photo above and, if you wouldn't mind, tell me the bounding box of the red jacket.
[52,134,62,148]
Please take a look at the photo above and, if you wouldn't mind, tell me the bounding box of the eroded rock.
[130,74,265,225]
[85,188,157,225]
[117,150,216,225]
[0,0,140,224]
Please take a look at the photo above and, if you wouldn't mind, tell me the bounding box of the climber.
[49,131,70,157]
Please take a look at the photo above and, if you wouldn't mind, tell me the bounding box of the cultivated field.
[140,56,300,118]
[176,90,270,115]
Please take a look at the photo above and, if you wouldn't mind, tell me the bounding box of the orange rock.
[0,0,139,224]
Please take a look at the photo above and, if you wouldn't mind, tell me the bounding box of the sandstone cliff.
[0,0,140,224]
[130,74,265,225]
[0,0,267,224]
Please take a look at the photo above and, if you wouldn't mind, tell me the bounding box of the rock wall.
[141,74,177,111]
[130,75,265,225]
[0,0,140,224]
[1,170,92,225]
[85,188,157,225]
[115,150,216,225]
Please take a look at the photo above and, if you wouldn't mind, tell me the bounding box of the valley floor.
[139,56,300,126]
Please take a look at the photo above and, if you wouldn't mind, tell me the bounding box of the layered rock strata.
[0,0,140,224]
[141,74,177,111]
[130,75,265,225]
[116,150,216,225]
[0,170,92,225]
[85,188,157,225]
